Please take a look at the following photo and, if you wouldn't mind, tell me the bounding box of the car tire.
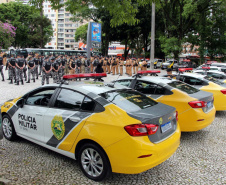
[154,65,157,69]
[78,143,112,181]
[2,114,17,141]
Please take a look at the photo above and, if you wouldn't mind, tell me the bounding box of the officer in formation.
[42,56,52,85]
[2,52,151,85]
[15,55,26,85]
[0,52,4,81]
[26,55,36,83]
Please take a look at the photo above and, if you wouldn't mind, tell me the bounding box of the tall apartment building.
[17,0,81,50]
[43,1,80,50]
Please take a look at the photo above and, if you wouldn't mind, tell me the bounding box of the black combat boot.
[21,80,24,85]
[9,79,13,84]
[33,78,35,83]
[26,80,30,83]
[2,77,4,81]
[15,81,19,85]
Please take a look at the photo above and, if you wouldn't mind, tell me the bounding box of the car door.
[43,88,95,151]
[13,87,56,143]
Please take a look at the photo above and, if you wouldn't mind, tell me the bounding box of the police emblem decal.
[159,117,163,125]
[51,115,65,140]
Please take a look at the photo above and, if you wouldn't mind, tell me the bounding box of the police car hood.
[127,102,177,143]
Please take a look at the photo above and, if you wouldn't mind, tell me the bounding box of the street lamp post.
[150,2,155,69]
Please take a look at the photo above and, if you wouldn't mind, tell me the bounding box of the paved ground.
[0,68,225,184]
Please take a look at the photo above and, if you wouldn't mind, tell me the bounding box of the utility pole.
[150,2,155,69]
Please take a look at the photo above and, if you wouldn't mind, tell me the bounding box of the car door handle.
[36,113,43,116]
[69,117,81,122]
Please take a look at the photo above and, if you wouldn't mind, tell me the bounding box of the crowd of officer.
[0,52,149,85]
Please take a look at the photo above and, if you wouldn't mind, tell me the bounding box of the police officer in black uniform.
[84,56,91,80]
[15,55,25,85]
[8,55,17,84]
[26,55,36,83]
[76,56,82,81]
[52,57,60,83]
[56,56,62,82]
[39,55,44,75]
[42,57,52,85]
[92,56,99,73]
[60,55,66,77]
[33,54,39,79]
[0,53,4,81]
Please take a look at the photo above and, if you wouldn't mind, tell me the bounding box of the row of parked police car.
[0,61,225,181]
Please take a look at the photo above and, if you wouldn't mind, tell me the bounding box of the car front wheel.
[2,114,17,141]
[78,143,112,181]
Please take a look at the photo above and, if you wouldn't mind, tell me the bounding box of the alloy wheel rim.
[81,148,104,177]
[2,118,12,138]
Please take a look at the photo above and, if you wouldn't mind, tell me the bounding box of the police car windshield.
[168,81,200,94]
[100,90,157,112]
[204,76,224,85]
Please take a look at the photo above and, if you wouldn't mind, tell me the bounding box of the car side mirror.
[76,101,82,105]
[17,98,25,108]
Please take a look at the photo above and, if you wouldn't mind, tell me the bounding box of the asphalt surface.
[0,68,225,185]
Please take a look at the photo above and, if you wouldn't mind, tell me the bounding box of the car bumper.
[104,124,181,174]
[178,106,216,132]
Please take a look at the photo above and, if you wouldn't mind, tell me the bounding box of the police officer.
[69,57,76,75]
[42,57,52,85]
[84,56,91,80]
[52,57,60,83]
[119,58,124,76]
[8,55,17,84]
[39,55,44,75]
[15,55,25,85]
[102,57,107,73]
[56,56,62,82]
[81,55,85,74]
[21,55,27,81]
[26,55,36,83]
[76,56,82,81]
[0,53,4,81]
[60,55,66,78]
[92,56,99,73]
[111,58,117,75]
[107,57,111,74]
[33,54,39,79]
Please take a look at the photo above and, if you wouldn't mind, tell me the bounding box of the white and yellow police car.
[114,70,216,132]
[1,73,180,181]
[174,70,226,111]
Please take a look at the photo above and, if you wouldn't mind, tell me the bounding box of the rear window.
[204,76,224,85]
[100,90,157,112]
[168,81,200,94]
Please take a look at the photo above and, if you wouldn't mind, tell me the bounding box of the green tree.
[0,2,53,48]
[74,24,88,44]
[185,0,226,62]
[0,22,16,49]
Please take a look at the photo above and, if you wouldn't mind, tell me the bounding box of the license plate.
[207,101,212,108]
[160,121,172,133]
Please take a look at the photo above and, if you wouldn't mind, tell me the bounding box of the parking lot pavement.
[0,69,225,184]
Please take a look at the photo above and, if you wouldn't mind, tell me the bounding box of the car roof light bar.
[63,73,107,80]
[137,70,161,75]
[178,68,193,73]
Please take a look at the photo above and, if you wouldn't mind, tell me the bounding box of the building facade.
[14,0,82,50]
